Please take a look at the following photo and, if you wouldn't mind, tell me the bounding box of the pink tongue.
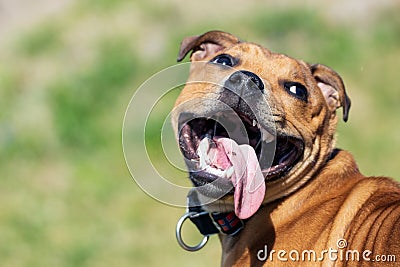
[208,138,266,219]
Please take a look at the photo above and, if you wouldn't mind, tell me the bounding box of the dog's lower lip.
[190,171,234,196]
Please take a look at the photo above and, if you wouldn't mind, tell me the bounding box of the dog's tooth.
[197,138,212,169]
[220,169,228,178]
[198,155,207,170]
[252,120,257,127]
[261,128,275,143]
[206,166,226,178]
[199,154,212,169]
[197,137,210,154]
[226,166,235,179]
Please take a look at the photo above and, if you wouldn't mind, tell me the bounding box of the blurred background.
[0,0,399,266]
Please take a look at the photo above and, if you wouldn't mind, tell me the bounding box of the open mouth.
[178,110,304,191]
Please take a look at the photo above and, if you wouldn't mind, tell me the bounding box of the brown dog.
[172,31,400,266]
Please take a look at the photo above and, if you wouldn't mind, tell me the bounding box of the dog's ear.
[177,30,240,62]
[311,64,351,122]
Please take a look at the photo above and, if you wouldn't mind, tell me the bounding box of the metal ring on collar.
[176,212,209,251]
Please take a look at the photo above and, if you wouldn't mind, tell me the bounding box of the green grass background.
[0,0,399,266]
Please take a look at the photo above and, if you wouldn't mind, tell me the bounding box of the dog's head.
[171,31,351,217]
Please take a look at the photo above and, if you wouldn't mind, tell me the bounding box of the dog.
[171,31,400,266]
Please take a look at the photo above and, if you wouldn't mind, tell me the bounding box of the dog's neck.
[218,149,361,266]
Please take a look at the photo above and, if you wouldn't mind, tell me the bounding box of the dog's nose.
[226,70,264,92]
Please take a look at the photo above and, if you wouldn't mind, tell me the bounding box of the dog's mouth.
[178,110,304,191]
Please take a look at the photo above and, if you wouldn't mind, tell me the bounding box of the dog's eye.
[210,54,235,67]
[284,82,308,101]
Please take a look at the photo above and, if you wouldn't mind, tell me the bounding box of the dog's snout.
[226,70,264,92]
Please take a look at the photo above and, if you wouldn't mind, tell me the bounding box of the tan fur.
[172,31,400,266]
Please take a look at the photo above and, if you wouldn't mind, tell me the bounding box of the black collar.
[186,190,244,236]
[175,189,245,251]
